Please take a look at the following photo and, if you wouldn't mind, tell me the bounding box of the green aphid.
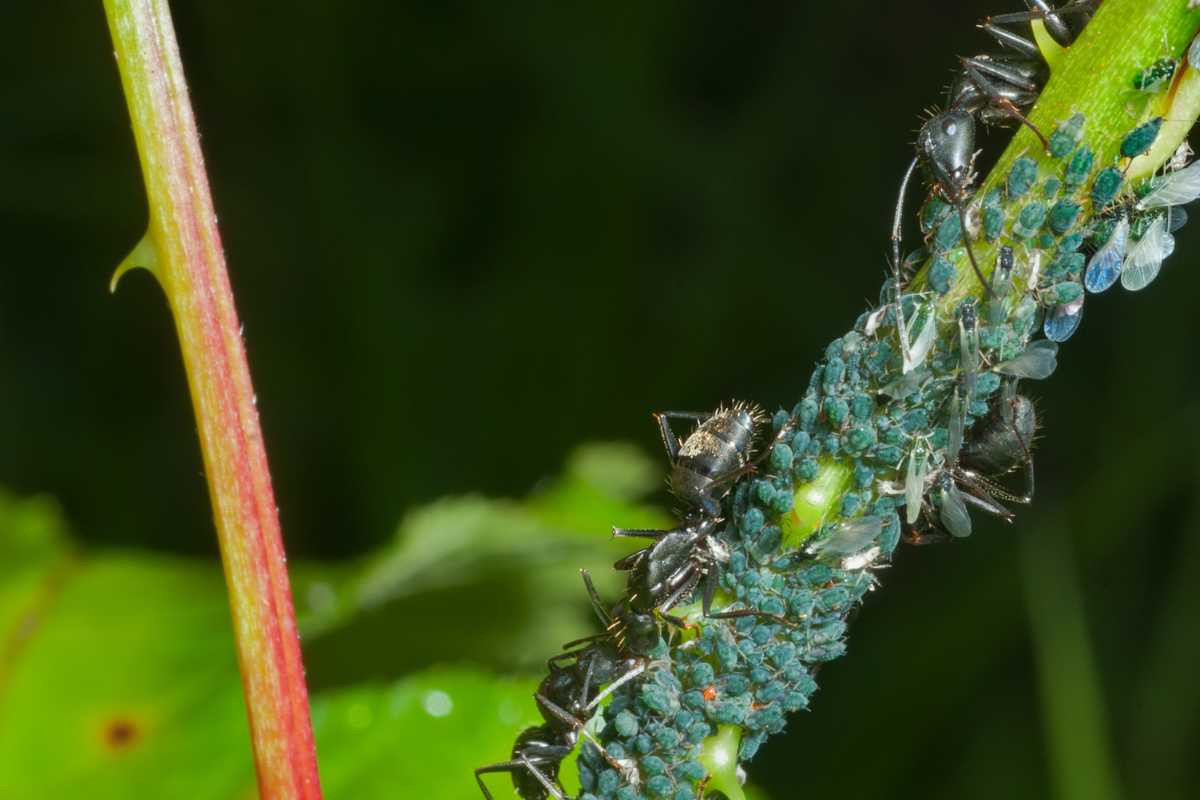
[850,393,873,420]
[1048,199,1081,235]
[614,711,640,737]
[1091,167,1123,208]
[974,372,1001,398]
[1048,113,1085,158]
[1131,209,1165,239]
[841,331,864,356]
[1008,156,1039,199]
[822,358,846,391]
[1064,146,1094,191]
[1037,231,1056,250]
[1132,58,1177,92]
[843,425,876,454]
[643,775,674,796]
[1121,117,1164,159]
[795,397,819,429]
[873,443,902,470]
[979,326,1004,351]
[1045,252,1085,281]
[920,197,954,234]
[768,442,793,471]
[853,463,874,488]
[928,256,956,294]
[1011,295,1039,335]
[1042,177,1063,198]
[1088,215,1117,247]
[902,408,929,433]
[1013,201,1047,238]
[1043,281,1084,306]
[794,457,819,482]
[1059,231,1085,253]
[933,212,963,252]
[983,206,1006,241]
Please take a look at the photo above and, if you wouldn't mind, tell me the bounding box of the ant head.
[917,109,977,200]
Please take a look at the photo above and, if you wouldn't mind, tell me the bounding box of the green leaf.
[0,487,553,797]
[312,668,538,799]
[0,444,666,796]
[0,550,251,797]
[295,444,670,682]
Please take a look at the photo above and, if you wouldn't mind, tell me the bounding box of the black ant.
[891,1,1100,295]
[907,389,1038,542]
[474,640,643,799]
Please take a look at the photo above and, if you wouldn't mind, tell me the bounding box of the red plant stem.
[102,2,322,796]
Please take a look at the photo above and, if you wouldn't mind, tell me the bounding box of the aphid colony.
[476,3,1200,798]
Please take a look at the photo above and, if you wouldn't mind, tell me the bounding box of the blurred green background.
[0,2,1197,798]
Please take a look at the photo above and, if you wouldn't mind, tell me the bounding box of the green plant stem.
[102,2,322,797]
[782,0,1200,547]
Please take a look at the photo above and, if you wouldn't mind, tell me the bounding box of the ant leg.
[955,472,1017,521]
[978,22,1041,59]
[1004,406,1037,504]
[518,754,569,800]
[654,410,709,461]
[560,632,610,651]
[475,752,567,800]
[891,156,921,353]
[988,1,1097,47]
[903,525,952,546]
[700,575,796,633]
[585,661,648,711]
[892,156,921,289]
[962,55,1039,93]
[959,59,1048,147]
[655,570,703,621]
[707,607,799,628]
[614,544,654,571]
[660,611,691,630]
[956,202,994,298]
[473,764,499,800]
[534,692,625,775]
[580,569,612,626]
[611,527,670,540]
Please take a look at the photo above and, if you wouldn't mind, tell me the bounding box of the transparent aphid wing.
[1138,162,1200,209]
[904,446,928,525]
[863,305,888,337]
[938,481,973,538]
[1000,378,1017,424]
[1025,250,1042,292]
[811,516,884,557]
[879,367,931,401]
[1168,205,1188,233]
[1044,296,1084,343]
[986,250,1014,325]
[947,389,964,465]
[1084,216,1129,294]
[994,339,1059,380]
[902,301,937,374]
[1121,216,1174,291]
[958,303,980,397]
[991,259,1014,298]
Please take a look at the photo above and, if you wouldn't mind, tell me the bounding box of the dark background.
[2,2,1199,798]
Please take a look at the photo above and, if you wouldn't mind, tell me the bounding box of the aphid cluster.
[476,4,1200,799]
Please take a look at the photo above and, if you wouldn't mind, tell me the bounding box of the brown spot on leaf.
[103,718,140,751]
